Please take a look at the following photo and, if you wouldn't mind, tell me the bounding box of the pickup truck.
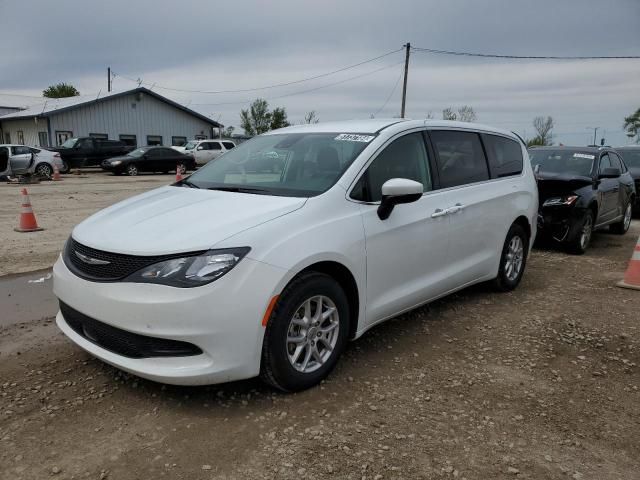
[51,137,135,168]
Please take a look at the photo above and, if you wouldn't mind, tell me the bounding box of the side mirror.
[377,178,423,220]
[599,167,620,179]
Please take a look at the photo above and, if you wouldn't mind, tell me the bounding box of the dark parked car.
[51,137,134,168]
[529,146,635,254]
[101,146,195,176]
[615,146,640,215]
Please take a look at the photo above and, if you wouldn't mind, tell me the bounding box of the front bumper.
[537,206,587,242]
[53,254,287,385]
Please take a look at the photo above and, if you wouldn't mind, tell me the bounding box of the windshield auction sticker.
[334,134,375,142]
[573,153,595,159]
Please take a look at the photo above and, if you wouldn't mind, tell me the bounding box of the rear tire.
[567,211,593,255]
[260,272,350,392]
[34,163,53,178]
[610,202,632,235]
[493,223,529,292]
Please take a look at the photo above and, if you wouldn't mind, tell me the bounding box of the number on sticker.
[334,134,375,143]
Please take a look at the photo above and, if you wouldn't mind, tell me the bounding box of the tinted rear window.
[431,130,489,188]
[482,134,523,178]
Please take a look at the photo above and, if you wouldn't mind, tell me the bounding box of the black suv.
[529,146,635,254]
[51,137,135,168]
[615,146,640,215]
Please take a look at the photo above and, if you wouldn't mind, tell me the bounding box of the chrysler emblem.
[75,251,111,265]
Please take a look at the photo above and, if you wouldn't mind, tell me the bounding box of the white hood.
[72,186,307,255]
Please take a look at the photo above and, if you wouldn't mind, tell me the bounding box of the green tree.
[623,108,640,143]
[239,99,290,135]
[43,83,80,98]
[222,126,235,137]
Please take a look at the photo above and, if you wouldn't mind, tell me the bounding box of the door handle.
[431,208,448,218]
[447,203,466,214]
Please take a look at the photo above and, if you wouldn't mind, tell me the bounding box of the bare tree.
[303,111,319,124]
[425,112,434,119]
[531,116,554,146]
[442,108,457,121]
[457,105,477,123]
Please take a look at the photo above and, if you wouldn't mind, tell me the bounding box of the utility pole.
[400,43,410,118]
[107,67,111,92]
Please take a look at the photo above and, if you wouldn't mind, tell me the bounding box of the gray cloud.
[1,0,639,145]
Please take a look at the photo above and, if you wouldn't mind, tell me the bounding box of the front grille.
[60,302,203,358]
[63,238,204,281]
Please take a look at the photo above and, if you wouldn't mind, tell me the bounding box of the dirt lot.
[0,173,639,479]
[0,172,171,276]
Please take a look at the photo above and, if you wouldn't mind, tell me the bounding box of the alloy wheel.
[286,295,340,373]
[580,215,593,250]
[127,164,138,176]
[36,164,52,178]
[623,203,632,231]
[504,235,524,281]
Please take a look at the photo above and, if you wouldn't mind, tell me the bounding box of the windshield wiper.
[207,186,273,195]
[178,179,200,189]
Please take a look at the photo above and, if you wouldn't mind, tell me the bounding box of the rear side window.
[210,142,222,150]
[430,130,489,188]
[482,134,523,178]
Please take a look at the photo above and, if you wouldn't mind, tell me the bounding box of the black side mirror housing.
[599,167,621,179]
[376,178,424,220]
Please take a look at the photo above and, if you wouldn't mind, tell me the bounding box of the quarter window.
[482,134,523,178]
[222,142,236,150]
[351,132,431,202]
[431,131,489,188]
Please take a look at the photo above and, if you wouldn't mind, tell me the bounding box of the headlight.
[125,247,250,287]
[543,195,578,207]
[110,160,122,166]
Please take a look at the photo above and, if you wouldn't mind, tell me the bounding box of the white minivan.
[53,119,537,391]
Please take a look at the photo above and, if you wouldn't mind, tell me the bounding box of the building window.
[38,132,50,147]
[17,131,25,144]
[4,132,10,144]
[119,134,137,147]
[89,133,108,139]
[194,134,207,140]
[172,136,187,147]
[56,131,73,146]
[147,135,163,146]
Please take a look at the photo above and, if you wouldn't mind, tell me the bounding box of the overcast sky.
[1,0,639,144]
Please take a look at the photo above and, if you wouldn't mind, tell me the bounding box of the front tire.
[126,164,138,176]
[567,211,593,254]
[260,272,350,392]
[493,223,529,292]
[610,202,632,235]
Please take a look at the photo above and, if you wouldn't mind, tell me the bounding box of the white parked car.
[178,139,236,166]
[0,144,66,178]
[53,119,537,391]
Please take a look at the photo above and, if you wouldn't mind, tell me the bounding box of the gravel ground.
[0,172,171,276]
[0,173,639,479]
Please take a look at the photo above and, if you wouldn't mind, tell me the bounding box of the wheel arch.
[512,215,531,243]
[286,261,360,340]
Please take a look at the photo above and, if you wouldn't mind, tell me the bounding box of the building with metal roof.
[0,87,223,149]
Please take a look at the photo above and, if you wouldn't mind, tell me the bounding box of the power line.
[371,63,404,118]
[191,61,405,107]
[112,48,403,95]
[411,46,640,59]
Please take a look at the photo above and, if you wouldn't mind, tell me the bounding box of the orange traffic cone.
[52,162,62,181]
[14,188,44,232]
[618,235,640,291]
[175,164,183,182]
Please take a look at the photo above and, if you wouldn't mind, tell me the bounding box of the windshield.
[529,149,594,177]
[127,148,148,158]
[60,138,78,149]
[185,132,372,197]
[184,141,198,150]
[618,148,640,168]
